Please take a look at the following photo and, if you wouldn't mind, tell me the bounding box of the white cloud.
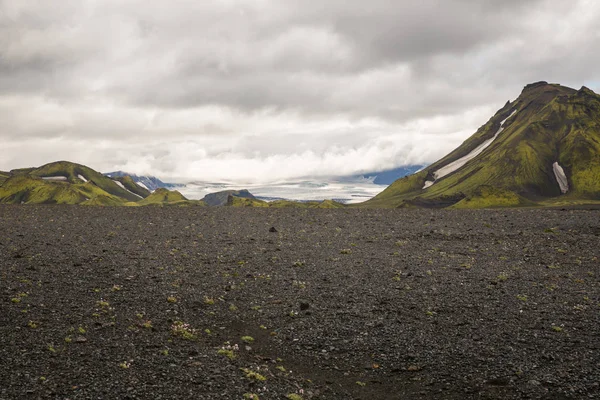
[0,0,599,182]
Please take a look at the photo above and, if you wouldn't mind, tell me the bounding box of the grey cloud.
[0,0,599,180]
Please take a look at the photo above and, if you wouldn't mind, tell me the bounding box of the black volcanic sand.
[1,206,599,400]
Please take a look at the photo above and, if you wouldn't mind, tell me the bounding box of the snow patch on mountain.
[552,162,569,193]
[423,110,517,189]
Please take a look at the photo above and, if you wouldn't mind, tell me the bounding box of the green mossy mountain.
[111,175,151,199]
[9,161,143,202]
[0,161,190,206]
[135,188,203,207]
[0,171,9,185]
[364,82,600,208]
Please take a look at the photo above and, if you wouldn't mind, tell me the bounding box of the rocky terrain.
[1,206,599,399]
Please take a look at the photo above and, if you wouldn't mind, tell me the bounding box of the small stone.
[300,302,310,311]
[269,227,277,233]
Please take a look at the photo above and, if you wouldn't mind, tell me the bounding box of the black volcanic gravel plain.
[1,205,599,399]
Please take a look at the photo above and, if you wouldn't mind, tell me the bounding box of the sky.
[1,0,599,183]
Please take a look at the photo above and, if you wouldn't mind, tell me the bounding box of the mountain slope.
[364,82,600,208]
[12,161,143,202]
[0,171,9,185]
[136,188,201,206]
[0,175,125,205]
[105,171,183,191]
[0,161,184,206]
[111,175,151,199]
[202,189,256,206]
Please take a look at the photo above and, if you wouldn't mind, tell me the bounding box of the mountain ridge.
[363,82,600,208]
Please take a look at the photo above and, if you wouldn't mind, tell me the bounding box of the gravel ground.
[1,205,599,399]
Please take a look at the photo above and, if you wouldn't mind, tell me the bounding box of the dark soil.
[1,206,599,399]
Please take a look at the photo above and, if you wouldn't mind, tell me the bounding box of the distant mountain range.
[366,81,600,208]
[350,165,425,185]
[0,161,193,206]
[2,82,599,209]
[104,171,183,191]
[0,162,345,208]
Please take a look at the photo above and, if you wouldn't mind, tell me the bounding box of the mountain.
[364,82,600,208]
[202,189,256,206]
[110,175,151,199]
[136,188,200,206]
[0,171,9,185]
[0,161,191,206]
[349,165,426,185]
[104,171,183,191]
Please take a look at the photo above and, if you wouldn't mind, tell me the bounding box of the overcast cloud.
[1,0,599,182]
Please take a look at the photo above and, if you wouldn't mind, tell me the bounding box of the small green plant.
[276,365,286,372]
[218,348,235,359]
[356,381,367,387]
[97,300,110,308]
[292,280,306,289]
[552,325,563,332]
[47,344,57,353]
[243,394,260,400]
[161,349,169,356]
[340,249,352,254]
[241,368,266,382]
[64,336,72,343]
[111,285,122,291]
[11,297,21,303]
[496,273,509,281]
[203,296,215,305]
[241,336,254,344]
[78,326,86,334]
[287,394,303,400]
[142,320,153,329]
[119,361,131,369]
[167,296,177,303]
[516,294,528,301]
[171,321,197,340]
[28,321,38,329]
[293,260,305,267]
[229,304,238,312]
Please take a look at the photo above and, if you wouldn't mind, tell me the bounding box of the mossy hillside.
[227,196,269,207]
[450,186,537,209]
[112,175,151,199]
[0,175,125,205]
[268,200,311,208]
[0,171,10,185]
[310,199,345,208]
[363,82,600,208]
[28,161,141,202]
[136,188,197,206]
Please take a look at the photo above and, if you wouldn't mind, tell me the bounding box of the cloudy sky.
[1,0,599,183]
